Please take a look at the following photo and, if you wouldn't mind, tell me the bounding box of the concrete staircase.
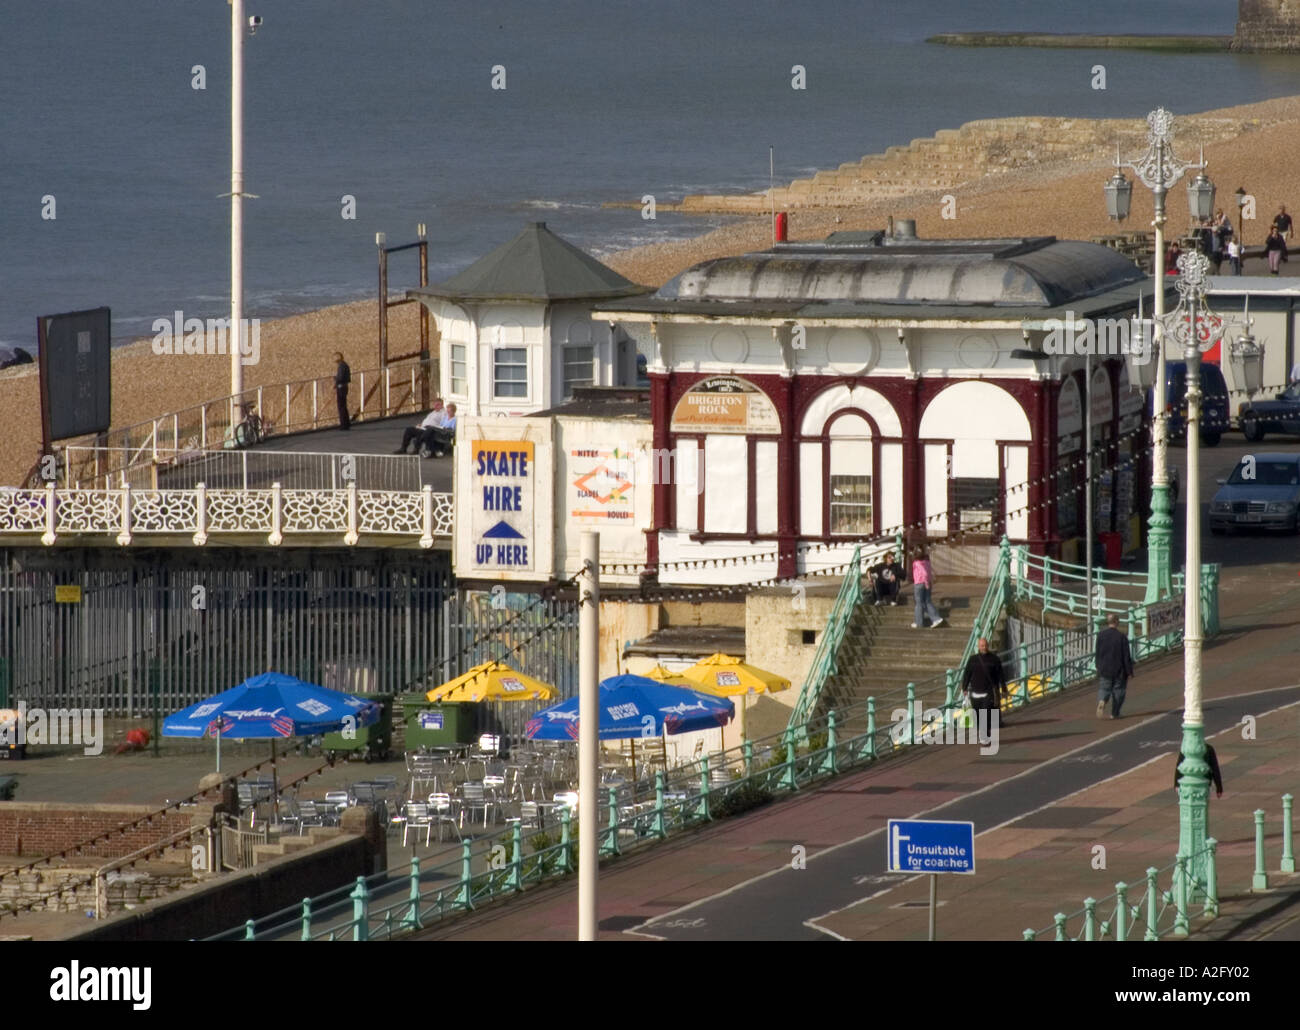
[673,115,1247,215]
[817,576,1003,734]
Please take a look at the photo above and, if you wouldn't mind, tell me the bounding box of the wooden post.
[377,233,389,369]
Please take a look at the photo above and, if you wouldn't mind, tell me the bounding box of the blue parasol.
[525,674,734,741]
[163,672,380,776]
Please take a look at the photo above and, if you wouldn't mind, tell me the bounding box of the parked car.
[1209,453,1300,535]
[1165,361,1229,447]
[1239,383,1300,442]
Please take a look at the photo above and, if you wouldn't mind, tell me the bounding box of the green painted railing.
[786,539,892,741]
[1023,842,1219,941]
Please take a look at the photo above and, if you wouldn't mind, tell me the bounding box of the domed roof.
[657,235,1145,309]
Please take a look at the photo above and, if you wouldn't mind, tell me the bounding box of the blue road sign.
[887,819,976,875]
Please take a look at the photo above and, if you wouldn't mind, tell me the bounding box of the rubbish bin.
[320,694,393,762]
[1099,532,1123,570]
[401,695,476,751]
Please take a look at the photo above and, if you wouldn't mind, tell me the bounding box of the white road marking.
[622,686,1300,940]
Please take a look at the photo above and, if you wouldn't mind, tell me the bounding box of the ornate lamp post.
[1104,108,1213,606]
[1156,251,1245,903]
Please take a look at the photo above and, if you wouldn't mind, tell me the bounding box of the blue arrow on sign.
[887,819,976,875]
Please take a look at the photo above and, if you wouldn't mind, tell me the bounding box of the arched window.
[828,413,872,535]
[798,384,902,539]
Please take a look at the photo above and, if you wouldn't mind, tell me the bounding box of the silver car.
[1209,453,1300,535]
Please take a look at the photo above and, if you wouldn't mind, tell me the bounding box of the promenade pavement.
[410,547,1300,941]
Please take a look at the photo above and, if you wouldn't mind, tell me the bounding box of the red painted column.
[901,377,923,548]
[1042,377,1058,558]
[1027,380,1046,554]
[776,374,797,579]
[647,370,670,576]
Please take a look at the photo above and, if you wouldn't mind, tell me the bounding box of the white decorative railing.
[0,483,453,547]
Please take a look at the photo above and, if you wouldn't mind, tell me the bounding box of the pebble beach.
[7,94,1300,489]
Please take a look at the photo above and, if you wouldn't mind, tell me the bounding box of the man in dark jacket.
[1175,744,1223,798]
[334,352,351,430]
[869,553,906,606]
[961,637,1006,743]
[1095,613,1135,719]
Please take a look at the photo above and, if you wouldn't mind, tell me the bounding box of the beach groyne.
[928,33,1231,52]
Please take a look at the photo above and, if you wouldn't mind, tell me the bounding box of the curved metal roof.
[657,236,1145,309]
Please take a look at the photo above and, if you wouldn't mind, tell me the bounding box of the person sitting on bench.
[424,403,457,457]
[395,400,447,455]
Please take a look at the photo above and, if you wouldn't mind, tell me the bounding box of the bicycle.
[234,409,266,448]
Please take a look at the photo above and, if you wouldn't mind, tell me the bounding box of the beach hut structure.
[407,222,652,417]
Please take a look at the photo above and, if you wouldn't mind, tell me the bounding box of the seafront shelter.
[407,222,652,418]
[596,227,1154,582]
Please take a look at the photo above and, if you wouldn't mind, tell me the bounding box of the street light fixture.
[1235,186,1248,245]
[1105,108,1211,608]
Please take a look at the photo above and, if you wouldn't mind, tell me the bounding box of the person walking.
[1094,612,1135,719]
[910,550,944,629]
[961,637,1006,742]
[1175,743,1223,798]
[334,352,351,430]
[1266,225,1286,275]
[1227,238,1243,276]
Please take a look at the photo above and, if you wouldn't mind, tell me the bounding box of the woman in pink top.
[910,551,944,629]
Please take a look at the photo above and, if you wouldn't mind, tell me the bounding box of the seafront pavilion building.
[595,227,1155,583]
[407,222,652,418]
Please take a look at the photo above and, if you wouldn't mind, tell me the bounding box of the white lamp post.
[228,2,260,415]
[1104,109,1213,607]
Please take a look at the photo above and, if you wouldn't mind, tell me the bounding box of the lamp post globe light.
[1156,251,1246,908]
[1105,108,1211,607]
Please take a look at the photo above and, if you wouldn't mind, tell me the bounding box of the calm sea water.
[2,0,1298,354]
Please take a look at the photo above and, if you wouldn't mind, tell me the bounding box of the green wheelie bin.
[401,694,477,751]
[320,694,394,763]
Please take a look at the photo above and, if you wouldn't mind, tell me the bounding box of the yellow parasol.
[680,654,791,741]
[426,661,557,703]
[640,664,701,688]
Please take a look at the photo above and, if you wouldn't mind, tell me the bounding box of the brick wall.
[1233,0,1300,51]
[0,803,194,860]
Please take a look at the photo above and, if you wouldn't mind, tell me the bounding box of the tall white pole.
[1085,350,1093,627]
[230,0,246,407]
[578,531,600,940]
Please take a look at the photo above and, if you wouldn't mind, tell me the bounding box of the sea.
[3,0,1299,356]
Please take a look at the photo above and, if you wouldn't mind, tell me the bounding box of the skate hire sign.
[469,440,535,573]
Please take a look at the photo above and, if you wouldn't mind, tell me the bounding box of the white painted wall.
[924,442,949,537]
[1005,445,1029,539]
[799,440,822,535]
[881,442,904,533]
[801,383,902,436]
[675,439,699,532]
[704,435,748,533]
[755,440,778,535]
[657,530,779,585]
